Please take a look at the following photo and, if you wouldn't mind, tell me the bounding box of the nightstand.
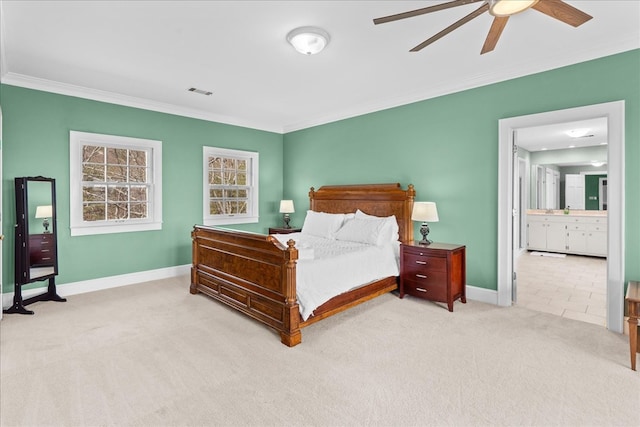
[269,227,302,235]
[400,241,466,312]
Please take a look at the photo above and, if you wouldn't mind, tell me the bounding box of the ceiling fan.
[373,0,593,54]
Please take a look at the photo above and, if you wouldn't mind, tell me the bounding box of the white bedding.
[273,232,400,320]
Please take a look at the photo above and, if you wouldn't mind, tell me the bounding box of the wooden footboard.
[191,183,415,347]
[190,226,302,346]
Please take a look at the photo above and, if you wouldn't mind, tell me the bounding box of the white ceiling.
[1,1,638,134]
[517,117,608,152]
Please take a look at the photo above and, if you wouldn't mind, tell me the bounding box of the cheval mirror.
[3,176,66,315]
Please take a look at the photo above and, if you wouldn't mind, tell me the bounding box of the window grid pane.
[208,154,250,216]
[81,144,151,222]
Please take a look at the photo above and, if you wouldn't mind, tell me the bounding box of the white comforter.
[273,232,400,320]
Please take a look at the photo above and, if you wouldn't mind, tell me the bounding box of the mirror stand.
[2,176,65,315]
[3,278,66,315]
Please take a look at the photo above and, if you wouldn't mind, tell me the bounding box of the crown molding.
[0,72,284,134]
[282,40,639,133]
[1,39,637,135]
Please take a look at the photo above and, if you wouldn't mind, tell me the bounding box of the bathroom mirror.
[4,176,65,315]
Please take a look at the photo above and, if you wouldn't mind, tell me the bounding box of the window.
[70,131,162,236]
[203,146,258,226]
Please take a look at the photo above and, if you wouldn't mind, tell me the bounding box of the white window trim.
[70,131,162,236]
[203,146,259,226]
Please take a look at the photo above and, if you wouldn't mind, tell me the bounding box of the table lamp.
[35,205,53,233]
[279,200,295,229]
[411,202,439,245]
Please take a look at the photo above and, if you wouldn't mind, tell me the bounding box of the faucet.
[545,208,554,214]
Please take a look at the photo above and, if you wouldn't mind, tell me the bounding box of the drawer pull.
[41,257,51,261]
[415,261,427,265]
[41,249,50,253]
[416,287,427,293]
[415,274,427,279]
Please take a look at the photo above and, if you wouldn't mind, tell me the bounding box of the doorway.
[497,101,625,334]
[514,144,608,326]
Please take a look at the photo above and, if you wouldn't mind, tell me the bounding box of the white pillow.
[334,218,386,245]
[354,209,399,244]
[301,211,346,239]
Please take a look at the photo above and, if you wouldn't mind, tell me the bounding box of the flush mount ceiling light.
[488,0,539,17]
[566,128,591,138]
[286,26,330,55]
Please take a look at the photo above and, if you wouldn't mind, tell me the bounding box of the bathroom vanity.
[526,210,607,257]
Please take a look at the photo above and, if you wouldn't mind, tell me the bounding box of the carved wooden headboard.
[308,183,416,243]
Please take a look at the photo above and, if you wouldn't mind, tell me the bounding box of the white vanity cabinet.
[565,216,607,256]
[527,215,569,253]
[527,215,607,257]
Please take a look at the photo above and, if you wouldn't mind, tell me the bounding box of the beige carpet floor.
[1,276,638,426]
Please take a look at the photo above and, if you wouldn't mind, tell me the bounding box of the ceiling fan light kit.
[374,0,593,55]
[286,26,330,55]
[488,0,539,17]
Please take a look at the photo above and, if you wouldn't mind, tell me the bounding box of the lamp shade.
[286,26,330,55]
[279,200,295,214]
[35,205,53,219]
[411,202,439,222]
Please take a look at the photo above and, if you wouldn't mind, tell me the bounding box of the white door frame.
[497,100,625,333]
[0,105,3,320]
[517,157,528,250]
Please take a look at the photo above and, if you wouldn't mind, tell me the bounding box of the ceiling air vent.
[188,87,212,96]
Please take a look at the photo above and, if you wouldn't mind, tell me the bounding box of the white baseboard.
[2,264,191,309]
[3,268,499,310]
[466,284,499,305]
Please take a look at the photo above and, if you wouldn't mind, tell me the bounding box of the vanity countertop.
[527,209,607,217]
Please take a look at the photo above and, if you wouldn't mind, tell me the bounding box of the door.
[517,158,527,250]
[565,174,585,210]
[1,105,3,318]
[527,220,547,250]
[545,169,554,209]
[599,178,607,210]
[511,139,518,302]
[587,230,607,256]
[567,229,587,253]
[546,222,567,252]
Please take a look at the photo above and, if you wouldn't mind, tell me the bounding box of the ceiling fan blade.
[481,16,509,54]
[373,0,483,25]
[532,0,593,27]
[410,3,489,52]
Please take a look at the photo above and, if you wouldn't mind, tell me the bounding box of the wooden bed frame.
[190,183,415,346]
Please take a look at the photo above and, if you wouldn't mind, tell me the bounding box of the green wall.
[1,86,283,293]
[2,49,638,296]
[283,49,640,291]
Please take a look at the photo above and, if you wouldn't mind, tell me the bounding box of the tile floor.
[515,251,607,327]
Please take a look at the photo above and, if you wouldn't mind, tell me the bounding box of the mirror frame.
[14,176,59,284]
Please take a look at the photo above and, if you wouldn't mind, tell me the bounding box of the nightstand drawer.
[402,253,447,274]
[403,279,447,301]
